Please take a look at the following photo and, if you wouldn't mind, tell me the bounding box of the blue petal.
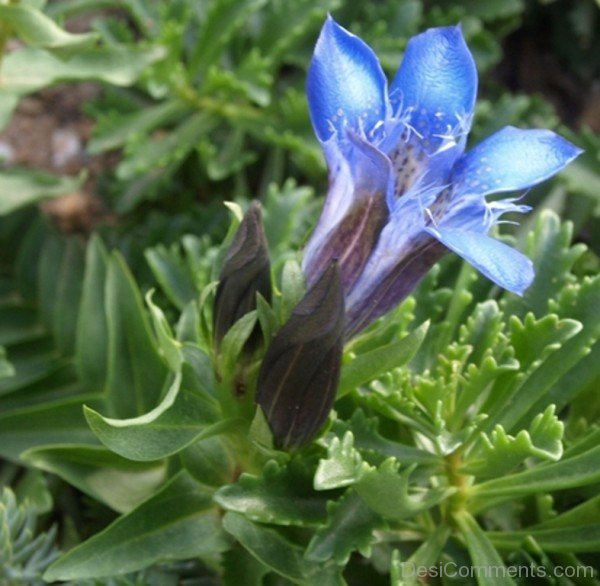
[452,126,583,198]
[440,193,531,232]
[389,26,477,145]
[426,226,534,295]
[307,16,388,142]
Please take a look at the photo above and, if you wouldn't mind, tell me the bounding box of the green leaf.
[314,432,368,490]
[44,471,228,581]
[262,180,317,252]
[504,211,586,318]
[104,252,169,417]
[305,490,382,565]
[488,495,600,553]
[218,310,258,378]
[181,435,236,487]
[256,293,278,346]
[22,445,166,513]
[75,235,109,390]
[0,169,81,215]
[0,340,67,399]
[338,321,429,398]
[189,0,268,77]
[199,126,258,180]
[222,512,315,584]
[12,468,53,515]
[458,300,505,366]
[85,367,223,461]
[481,313,582,434]
[1,45,165,129]
[0,395,100,461]
[0,304,43,347]
[454,511,516,586]
[519,274,600,425]
[0,487,59,580]
[145,245,198,311]
[0,4,97,53]
[116,113,214,184]
[509,313,582,371]
[464,406,564,478]
[0,347,14,379]
[532,494,600,530]
[456,0,524,20]
[405,524,452,568]
[279,258,306,322]
[489,525,600,554]
[355,460,454,522]
[560,127,600,206]
[470,444,600,511]
[222,544,269,586]
[146,291,183,370]
[88,99,188,154]
[45,236,85,355]
[331,411,438,466]
[215,460,327,526]
[257,0,341,64]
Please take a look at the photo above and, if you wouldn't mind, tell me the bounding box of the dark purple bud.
[213,202,271,350]
[256,261,344,449]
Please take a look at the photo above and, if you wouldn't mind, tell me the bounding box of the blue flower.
[302,16,582,337]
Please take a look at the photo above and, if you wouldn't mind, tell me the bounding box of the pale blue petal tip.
[426,227,535,295]
[389,23,477,132]
[307,16,387,142]
[452,126,584,198]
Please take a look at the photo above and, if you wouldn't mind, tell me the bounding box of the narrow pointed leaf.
[104,253,168,417]
[44,471,228,581]
[84,366,222,462]
[454,511,516,586]
[22,445,167,513]
[338,321,429,397]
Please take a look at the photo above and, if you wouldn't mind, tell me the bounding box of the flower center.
[389,136,426,199]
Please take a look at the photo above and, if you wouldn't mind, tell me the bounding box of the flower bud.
[256,261,344,449]
[213,202,271,350]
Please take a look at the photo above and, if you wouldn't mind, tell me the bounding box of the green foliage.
[2,202,598,585]
[44,471,228,581]
[0,170,82,217]
[0,1,163,216]
[0,487,59,585]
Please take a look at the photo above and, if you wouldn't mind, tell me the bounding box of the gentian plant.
[1,11,598,586]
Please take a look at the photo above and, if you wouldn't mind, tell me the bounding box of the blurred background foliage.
[0,0,599,584]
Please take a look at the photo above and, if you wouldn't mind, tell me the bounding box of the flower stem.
[443,449,470,524]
